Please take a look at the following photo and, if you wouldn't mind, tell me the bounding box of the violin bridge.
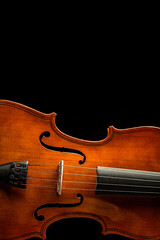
[57,160,64,195]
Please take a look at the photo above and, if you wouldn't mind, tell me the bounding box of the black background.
[1,3,159,240]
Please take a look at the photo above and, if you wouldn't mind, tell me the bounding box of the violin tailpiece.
[0,161,28,188]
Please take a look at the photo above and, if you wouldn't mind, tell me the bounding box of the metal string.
[24,170,160,183]
[22,183,160,195]
[25,177,160,189]
[29,163,96,170]
[23,176,160,194]
[28,163,160,176]
[21,164,160,194]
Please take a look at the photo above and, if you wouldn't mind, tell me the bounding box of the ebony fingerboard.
[95,166,160,196]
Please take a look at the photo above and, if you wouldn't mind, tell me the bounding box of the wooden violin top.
[0,100,160,240]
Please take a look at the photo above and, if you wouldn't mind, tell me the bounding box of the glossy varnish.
[0,100,160,240]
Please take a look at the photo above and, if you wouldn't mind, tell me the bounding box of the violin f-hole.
[34,193,83,221]
[39,131,86,164]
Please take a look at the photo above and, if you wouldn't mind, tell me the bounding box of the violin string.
[24,168,160,191]
[28,163,96,170]
[22,183,160,195]
[24,170,160,183]
[25,177,160,189]
[21,164,160,193]
[26,177,95,185]
[28,164,160,177]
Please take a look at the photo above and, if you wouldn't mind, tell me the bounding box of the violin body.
[0,100,160,240]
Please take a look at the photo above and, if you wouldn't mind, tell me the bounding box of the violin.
[0,100,160,240]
